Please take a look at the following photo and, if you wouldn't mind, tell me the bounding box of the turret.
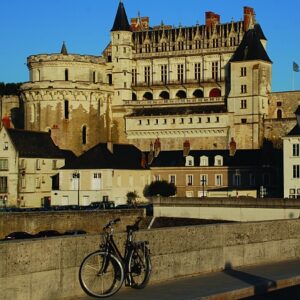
[111,1,133,106]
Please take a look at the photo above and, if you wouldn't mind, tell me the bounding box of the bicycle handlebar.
[103,218,121,230]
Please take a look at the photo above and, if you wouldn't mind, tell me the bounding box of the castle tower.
[111,1,133,106]
[227,24,272,149]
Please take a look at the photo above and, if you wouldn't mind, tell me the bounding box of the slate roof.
[129,105,227,117]
[111,1,131,32]
[231,27,272,63]
[254,23,267,41]
[7,128,66,158]
[287,125,300,136]
[63,143,146,170]
[148,149,280,168]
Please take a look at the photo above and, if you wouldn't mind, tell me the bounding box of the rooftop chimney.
[229,137,237,156]
[183,140,190,157]
[205,11,220,27]
[154,138,161,157]
[244,7,255,31]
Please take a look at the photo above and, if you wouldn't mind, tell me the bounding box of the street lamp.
[200,176,207,198]
[72,171,80,206]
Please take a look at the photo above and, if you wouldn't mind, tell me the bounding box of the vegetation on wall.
[143,180,177,198]
[0,82,22,96]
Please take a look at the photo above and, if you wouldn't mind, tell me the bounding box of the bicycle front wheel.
[79,251,124,298]
[128,243,151,289]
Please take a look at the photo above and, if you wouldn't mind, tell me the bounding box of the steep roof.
[148,149,279,168]
[6,128,66,158]
[60,41,68,55]
[231,27,272,63]
[63,143,146,170]
[254,23,267,41]
[111,1,131,32]
[287,125,300,136]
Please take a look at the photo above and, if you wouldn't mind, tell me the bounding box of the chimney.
[229,137,237,156]
[1,115,11,128]
[154,138,161,157]
[148,142,154,165]
[244,7,255,31]
[131,16,150,31]
[183,140,190,157]
[205,11,220,27]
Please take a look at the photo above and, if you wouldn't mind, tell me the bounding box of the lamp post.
[200,176,207,198]
[73,171,80,206]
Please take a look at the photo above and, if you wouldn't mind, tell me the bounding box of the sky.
[1,0,300,92]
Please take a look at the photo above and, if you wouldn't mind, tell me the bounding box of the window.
[241,99,247,109]
[132,69,137,85]
[161,65,168,83]
[92,173,101,190]
[198,117,202,123]
[233,174,241,186]
[277,109,282,119]
[93,71,96,83]
[187,175,193,186]
[214,156,223,166]
[212,39,218,48]
[65,69,69,81]
[64,100,69,119]
[241,118,247,124]
[277,101,282,107]
[200,174,208,186]
[200,156,209,166]
[82,126,87,145]
[212,62,218,80]
[195,40,201,49]
[36,159,41,170]
[207,117,210,123]
[108,74,113,85]
[195,63,201,81]
[155,119,159,125]
[186,191,194,197]
[178,41,184,50]
[144,66,151,84]
[185,156,194,166]
[241,67,247,77]
[154,175,160,181]
[20,159,26,169]
[216,116,219,123]
[35,178,41,189]
[0,177,7,193]
[215,174,222,186]
[21,178,26,189]
[145,44,151,53]
[230,36,236,46]
[161,42,167,52]
[0,159,8,170]
[293,165,300,178]
[169,175,176,185]
[3,142,8,150]
[241,85,247,94]
[249,174,256,186]
[52,160,58,170]
[177,64,184,82]
[293,144,300,156]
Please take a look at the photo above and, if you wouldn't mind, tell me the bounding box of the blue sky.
[1,0,300,92]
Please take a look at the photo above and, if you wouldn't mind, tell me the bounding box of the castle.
[13,1,300,155]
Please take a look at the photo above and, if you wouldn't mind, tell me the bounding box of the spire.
[111,1,131,32]
[60,41,68,55]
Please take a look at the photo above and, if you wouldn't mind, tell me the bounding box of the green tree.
[126,191,138,205]
[143,180,176,197]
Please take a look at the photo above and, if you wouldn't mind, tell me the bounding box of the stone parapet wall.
[1,219,300,299]
[0,210,144,239]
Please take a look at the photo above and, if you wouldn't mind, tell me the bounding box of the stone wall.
[1,219,300,299]
[0,210,144,239]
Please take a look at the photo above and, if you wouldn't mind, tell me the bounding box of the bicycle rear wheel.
[79,251,124,298]
[128,243,151,289]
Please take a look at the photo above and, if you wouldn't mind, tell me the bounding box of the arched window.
[143,92,153,100]
[176,90,187,99]
[200,156,209,166]
[277,109,282,119]
[65,69,69,81]
[185,155,194,167]
[159,91,170,100]
[37,69,41,81]
[93,71,96,83]
[193,89,204,98]
[82,125,87,145]
[64,100,69,120]
[209,88,221,97]
[132,93,137,101]
[30,104,35,123]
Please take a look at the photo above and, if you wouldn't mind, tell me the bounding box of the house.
[147,139,282,198]
[0,125,75,207]
[283,107,300,198]
[51,143,150,206]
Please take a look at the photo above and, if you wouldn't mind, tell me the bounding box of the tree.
[143,180,177,198]
[126,191,138,205]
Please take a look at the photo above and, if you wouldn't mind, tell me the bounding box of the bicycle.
[79,217,151,298]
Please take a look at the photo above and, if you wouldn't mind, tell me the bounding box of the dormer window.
[200,156,209,166]
[185,155,194,167]
[214,155,223,166]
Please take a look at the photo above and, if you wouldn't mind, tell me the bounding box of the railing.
[132,79,221,88]
[124,96,225,106]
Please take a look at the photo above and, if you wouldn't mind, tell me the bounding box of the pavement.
[78,259,300,300]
